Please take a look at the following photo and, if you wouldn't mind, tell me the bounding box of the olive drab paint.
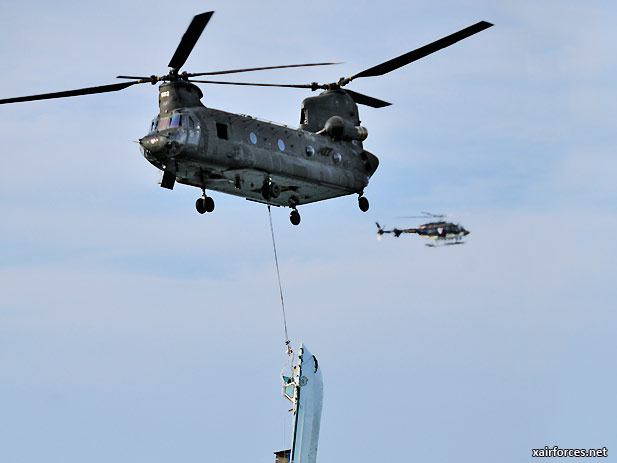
[139,81,379,210]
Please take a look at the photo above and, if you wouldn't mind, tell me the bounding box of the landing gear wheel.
[358,196,369,212]
[196,194,215,214]
[204,196,215,212]
[290,209,301,226]
[269,183,281,199]
[262,181,281,200]
[196,198,207,214]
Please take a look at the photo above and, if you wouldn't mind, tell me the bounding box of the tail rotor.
[376,222,385,241]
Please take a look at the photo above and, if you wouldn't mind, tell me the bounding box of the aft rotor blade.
[345,89,391,108]
[351,21,493,79]
[187,62,341,77]
[189,79,316,89]
[168,11,214,70]
[0,81,141,105]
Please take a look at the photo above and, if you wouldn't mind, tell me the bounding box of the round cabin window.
[305,146,315,157]
[278,139,285,151]
[249,132,257,144]
[333,152,342,164]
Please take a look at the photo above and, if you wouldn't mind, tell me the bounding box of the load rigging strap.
[267,205,292,357]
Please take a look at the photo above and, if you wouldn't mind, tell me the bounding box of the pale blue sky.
[1,1,616,462]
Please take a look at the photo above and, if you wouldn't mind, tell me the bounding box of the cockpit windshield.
[158,117,170,131]
[150,110,199,133]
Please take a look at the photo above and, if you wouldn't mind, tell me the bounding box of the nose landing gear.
[196,189,215,214]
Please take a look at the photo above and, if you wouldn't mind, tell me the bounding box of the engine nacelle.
[318,116,368,141]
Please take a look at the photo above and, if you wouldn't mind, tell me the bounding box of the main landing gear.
[196,189,215,214]
[288,196,301,226]
[289,208,301,226]
[261,178,281,201]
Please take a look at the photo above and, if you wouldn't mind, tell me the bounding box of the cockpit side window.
[169,114,181,128]
[181,114,197,128]
[152,112,199,132]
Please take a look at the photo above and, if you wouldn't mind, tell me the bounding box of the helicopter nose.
[139,134,169,152]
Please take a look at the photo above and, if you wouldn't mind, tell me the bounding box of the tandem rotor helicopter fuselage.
[0,11,492,226]
[141,80,379,226]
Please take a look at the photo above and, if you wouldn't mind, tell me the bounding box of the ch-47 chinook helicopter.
[0,12,492,225]
[376,212,470,246]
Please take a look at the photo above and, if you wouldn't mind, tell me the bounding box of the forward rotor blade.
[189,79,315,89]
[345,89,391,108]
[168,11,214,70]
[0,81,141,105]
[117,75,151,80]
[351,21,493,79]
[189,80,391,107]
[188,62,341,77]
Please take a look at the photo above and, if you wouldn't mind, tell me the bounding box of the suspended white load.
[280,343,323,463]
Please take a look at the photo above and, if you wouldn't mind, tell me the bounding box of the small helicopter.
[0,12,492,225]
[376,212,470,246]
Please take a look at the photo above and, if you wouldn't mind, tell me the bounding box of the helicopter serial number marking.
[161,91,170,98]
